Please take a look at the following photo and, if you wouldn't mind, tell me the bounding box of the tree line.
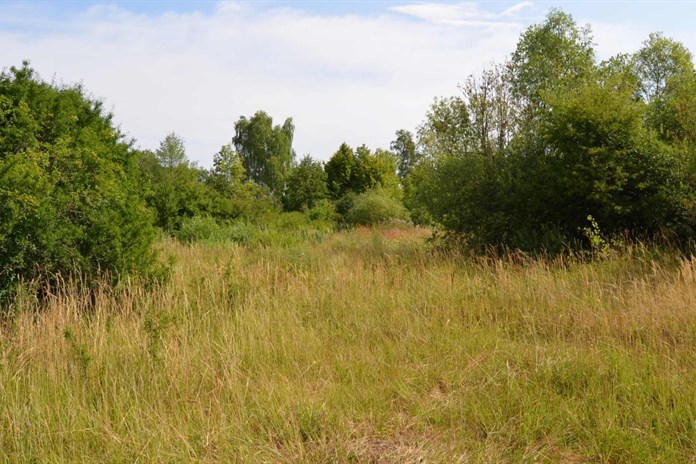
[2,9,696,299]
[405,11,696,251]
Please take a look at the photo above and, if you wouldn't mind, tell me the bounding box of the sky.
[1,1,695,166]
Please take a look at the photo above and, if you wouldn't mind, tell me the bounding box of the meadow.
[2,227,696,463]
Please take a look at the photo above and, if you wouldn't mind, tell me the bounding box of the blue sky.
[7,1,694,30]
[1,1,695,165]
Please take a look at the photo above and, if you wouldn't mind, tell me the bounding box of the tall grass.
[2,227,696,462]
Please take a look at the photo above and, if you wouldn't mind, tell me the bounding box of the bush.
[175,216,223,242]
[306,199,340,223]
[0,63,158,300]
[346,189,409,226]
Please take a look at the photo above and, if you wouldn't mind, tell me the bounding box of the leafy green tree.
[538,76,687,239]
[508,9,595,120]
[390,129,419,178]
[233,111,295,194]
[156,132,187,168]
[0,62,158,299]
[141,136,210,231]
[417,97,472,158]
[325,143,399,203]
[461,63,516,156]
[409,11,696,251]
[282,155,328,212]
[353,145,400,198]
[325,143,358,199]
[632,33,696,147]
[208,143,246,194]
[634,32,694,104]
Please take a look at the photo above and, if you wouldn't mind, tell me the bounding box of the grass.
[2,227,696,462]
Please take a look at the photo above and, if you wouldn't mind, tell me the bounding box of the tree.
[632,33,696,147]
[0,62,158,299]
[460,63,516,156]
[208,143,246,193]
[508,9,595,118]
[282,155,328,212]
[634,32,694,104]
[156,132,187,168]
[390,129,419,178]
[538,76,687,239]
[325,143,399,201]
[325,143,358,199]
[141,134,210,231]
[417,96,472,159]
[232,111,295,194]
[409,11,696,251]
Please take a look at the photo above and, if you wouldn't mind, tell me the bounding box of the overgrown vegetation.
[404,11,696,251]
[3,8,696,462]
[2,228,696,462]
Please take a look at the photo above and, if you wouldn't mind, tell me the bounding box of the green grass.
[2,227,696,462]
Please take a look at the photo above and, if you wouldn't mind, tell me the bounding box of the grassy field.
[2,227,696,463]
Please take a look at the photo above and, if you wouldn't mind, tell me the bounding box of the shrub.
[175,216,223,242]
[306,199,340,224]
[0,63,158,300]
[346,189,409,226]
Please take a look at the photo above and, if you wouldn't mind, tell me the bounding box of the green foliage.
[508,9,595,112]
[633,33,696,152]
[282,155,328,212]
[417,96,471,158]
[346,189,408,226]
[175,215,224,242]
[408,10,696,252]
[325,143,358,199]
[460,63,516,156]
[355,146,401,200]
[233,110,295,195]
[402,160,436,225]
[633,32,694,104]
[581,215,623,258]
[208,143,246,193]
[305,199,339,223]
[390,129,419,178]
[140,147,211,232]
[325,143,401,217]
[204,143,280,222]
[155,132,187,168]
[538,76,688,238]
[0,62,158,299]
[215,181,278,221]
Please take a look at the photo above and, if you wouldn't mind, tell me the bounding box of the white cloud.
[0,1,531,165]
[3,2,696,166]
[390,1,530,27]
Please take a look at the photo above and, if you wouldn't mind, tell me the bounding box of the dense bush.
[305,199,340,223]
[346,189,409,226]
[282,155,328,212]
[405,11,696,252]
[0,63,158,299]
[175,216,224,242]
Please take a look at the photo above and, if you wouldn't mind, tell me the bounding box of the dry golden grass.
[2,227,696,462]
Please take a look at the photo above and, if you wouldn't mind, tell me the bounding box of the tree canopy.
[233,111,295,195]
